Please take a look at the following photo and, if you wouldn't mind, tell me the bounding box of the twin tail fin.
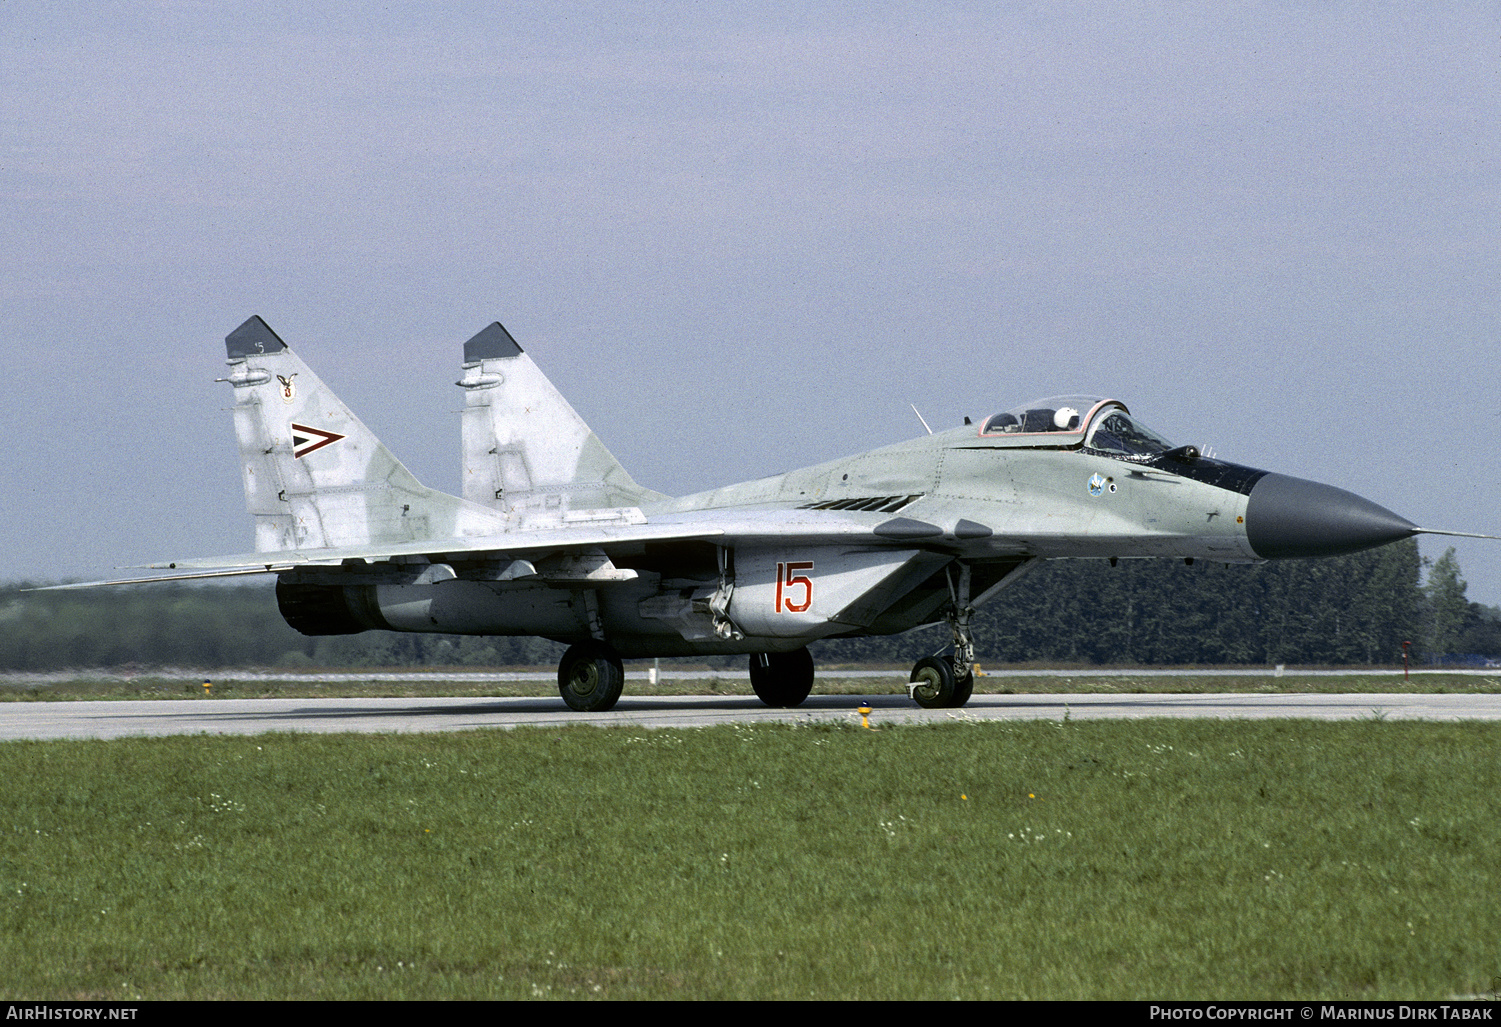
[220,316,505,553]
[220,315,662,555]
[457,322,664,527]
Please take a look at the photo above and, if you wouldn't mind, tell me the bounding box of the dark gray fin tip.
[464,322,523,361]
[226,315,289,358]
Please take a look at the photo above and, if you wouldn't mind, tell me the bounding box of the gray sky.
[5,2,1500,609]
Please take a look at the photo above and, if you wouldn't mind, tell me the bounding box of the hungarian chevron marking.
[291,423,345,459]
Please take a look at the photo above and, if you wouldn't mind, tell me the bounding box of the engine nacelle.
[274,576,582,639]
[275,580,383,636]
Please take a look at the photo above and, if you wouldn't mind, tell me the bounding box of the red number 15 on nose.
[775,561,814,613]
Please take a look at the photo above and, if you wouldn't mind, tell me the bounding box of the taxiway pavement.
[2,691,1500,741]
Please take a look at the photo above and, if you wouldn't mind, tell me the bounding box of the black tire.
[748,647,815,708]
[909,655,956,709]
[557,641,625,712]
[950,668,975,707]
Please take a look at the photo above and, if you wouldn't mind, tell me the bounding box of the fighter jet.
[104,315,1489,712]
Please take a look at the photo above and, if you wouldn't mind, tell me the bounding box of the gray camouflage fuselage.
[193,317,1420,660]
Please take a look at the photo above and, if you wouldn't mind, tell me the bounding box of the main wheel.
[748,647,815,708]
[557,641,625,712]
[909,655,956,709]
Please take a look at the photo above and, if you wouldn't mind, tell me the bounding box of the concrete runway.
[3,691,1501,741]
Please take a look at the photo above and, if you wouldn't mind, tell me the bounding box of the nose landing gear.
[909,654,975,709]
[909,562,977,709]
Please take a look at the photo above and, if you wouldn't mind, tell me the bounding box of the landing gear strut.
[748,647,815,708]
[558,640,625,712]
[909,562,977,709]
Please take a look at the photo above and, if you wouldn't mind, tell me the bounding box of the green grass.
[2,719,1499,999]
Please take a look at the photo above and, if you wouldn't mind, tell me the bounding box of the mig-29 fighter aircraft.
[103,315,1482,712]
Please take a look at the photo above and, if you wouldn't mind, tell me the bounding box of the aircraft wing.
[144,521,731,572]
[164,505,999,566]
[38,506,1012,591]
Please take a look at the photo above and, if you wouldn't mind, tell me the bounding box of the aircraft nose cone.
[1244,473,1418,559]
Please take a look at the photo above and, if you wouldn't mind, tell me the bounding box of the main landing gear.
[748,647,815,708]
[557,641,819,713]
[557,640,625,712]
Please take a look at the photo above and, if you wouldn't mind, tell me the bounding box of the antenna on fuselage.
[910,404,933,435]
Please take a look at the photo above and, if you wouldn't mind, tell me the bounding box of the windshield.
[1083,408,1176,458]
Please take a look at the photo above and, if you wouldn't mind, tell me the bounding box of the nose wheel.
[908,562,977,709]
[909,655,975,709]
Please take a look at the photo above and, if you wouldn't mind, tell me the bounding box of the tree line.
[818,541,1499,667]
[3,540,1497,671]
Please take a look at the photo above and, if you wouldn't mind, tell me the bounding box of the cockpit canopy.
[979,395,1177,458]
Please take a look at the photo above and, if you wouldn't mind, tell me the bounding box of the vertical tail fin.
[456,322,665,528]
[221,316,503,553]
